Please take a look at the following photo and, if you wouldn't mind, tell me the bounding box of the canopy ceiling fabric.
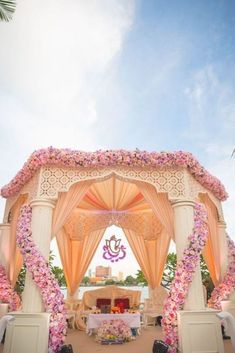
[78,176,150,212]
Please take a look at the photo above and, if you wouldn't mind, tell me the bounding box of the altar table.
[86,313,141,335]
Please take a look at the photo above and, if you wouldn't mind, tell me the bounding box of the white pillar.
[22,198,55,313]
[0,223,11,271]
[172,200,205,310]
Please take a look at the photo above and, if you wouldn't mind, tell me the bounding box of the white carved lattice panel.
[38,166,186,199]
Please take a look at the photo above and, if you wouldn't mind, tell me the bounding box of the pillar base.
[3,312,50,353]
[177,309,224,353]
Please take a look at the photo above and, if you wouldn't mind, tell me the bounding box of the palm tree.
[0,0,16,21]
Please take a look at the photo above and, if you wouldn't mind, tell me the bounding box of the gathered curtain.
[56,227,105,296]
[200,194,222,285]
[52,180,92,236]
[124,228,170,289]
[53,180,94,294]
[135,182,174,239]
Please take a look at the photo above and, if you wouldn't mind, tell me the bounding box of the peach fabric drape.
[124,228,170,289]
[200,194,221,285]
[56,228,105,296]
[135,182,174,239]
[8,194,28,285]
[78,177,149,213]
[52,180,92,236]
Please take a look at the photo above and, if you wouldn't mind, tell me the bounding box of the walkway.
[64,326,234,353]
[0,326,234,352]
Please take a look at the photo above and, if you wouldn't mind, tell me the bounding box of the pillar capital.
[171,199,195,209]
[30,198,55,209]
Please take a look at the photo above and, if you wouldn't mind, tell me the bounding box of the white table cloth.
[87,313,141,333]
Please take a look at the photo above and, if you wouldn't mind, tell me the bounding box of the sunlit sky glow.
[0,0,235,276]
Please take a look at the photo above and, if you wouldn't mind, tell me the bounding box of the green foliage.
[104,278,116,285]
[161,253,177,289]
[200,256,214,298]
[135,269,147,285]
[82,276,90,285]
[124,275,136,285]
[14,263,26,295]
[0,0,16,21]
[51,266,66,287]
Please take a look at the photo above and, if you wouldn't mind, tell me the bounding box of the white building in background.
[95,265,112,278]
[118,271,124,281]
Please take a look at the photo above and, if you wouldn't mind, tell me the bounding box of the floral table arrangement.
[96,319,133,344]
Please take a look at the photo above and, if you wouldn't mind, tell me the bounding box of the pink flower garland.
[1,148,227,201]
[0,265,21,311]
[162,203,208,353]
[16,205,67,353]
[208,235,235,310]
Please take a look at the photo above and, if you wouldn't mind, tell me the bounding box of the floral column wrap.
[0,265,21,311]
[162,203,208,353]
[208,235,235,309]
[16,205,67,353]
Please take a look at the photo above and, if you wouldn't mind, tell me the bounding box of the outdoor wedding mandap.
[0,148,234,353]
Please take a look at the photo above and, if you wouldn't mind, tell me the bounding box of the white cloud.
[0,0,135,135]
[0,0,135,220]
[203,143,235,240]
[184,65,235,140]
[184,66,235,240]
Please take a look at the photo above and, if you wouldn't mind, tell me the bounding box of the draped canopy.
[54,177,172,295]
[1,149,226,299]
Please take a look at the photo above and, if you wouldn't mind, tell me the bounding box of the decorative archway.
[0,148,231,353]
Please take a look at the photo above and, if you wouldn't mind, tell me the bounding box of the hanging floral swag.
[16,205,67,353]
[1,148,227,201]
[0,265,21,311]
[162,203,208,353]
[208,235,235,309]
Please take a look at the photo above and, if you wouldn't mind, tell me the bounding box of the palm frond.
[0,0,16,22]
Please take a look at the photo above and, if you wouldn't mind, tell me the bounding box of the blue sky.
[0,0,235,275]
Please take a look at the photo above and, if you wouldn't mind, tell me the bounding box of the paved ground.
[0,326,234,352]
[64,326,235,353]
